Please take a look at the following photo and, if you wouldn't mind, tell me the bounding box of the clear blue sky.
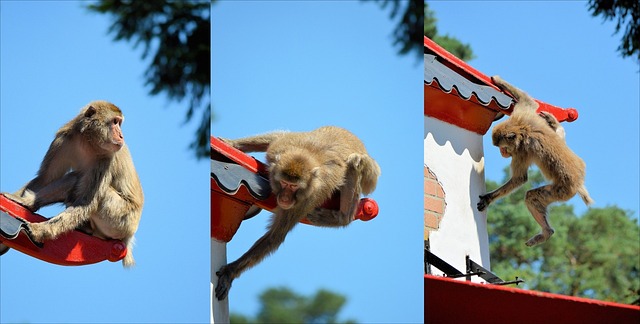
[1,2,209,323]
[212,2,423,323]
[430,1,639,218]
[1,1,638,324]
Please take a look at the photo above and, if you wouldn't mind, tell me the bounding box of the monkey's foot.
[346,153,364,170]
[525,229,554,247]
[25,222,50,244]
[0,212,43,248]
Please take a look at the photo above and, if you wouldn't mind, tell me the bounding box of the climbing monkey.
[3,101,144,267]
[215,126,381,300]
[477,76,593,247]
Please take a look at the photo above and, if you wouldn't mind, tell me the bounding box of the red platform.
[0,194,126,266]
[211,136,379,242]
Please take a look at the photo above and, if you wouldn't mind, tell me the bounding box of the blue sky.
[1,2,209,323]
[430,1,639,218]
[212,2,423,323]
[0,1,637,324]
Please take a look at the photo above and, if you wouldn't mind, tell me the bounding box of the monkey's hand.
[215,265,234,300]
[477,194,492,212]
[218,137,236,148]
[3,191,39,212]
[539,111,559,129]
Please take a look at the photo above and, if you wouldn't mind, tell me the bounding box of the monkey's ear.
[85,105,97,117]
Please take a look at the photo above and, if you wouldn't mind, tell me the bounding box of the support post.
[211,239,229,324]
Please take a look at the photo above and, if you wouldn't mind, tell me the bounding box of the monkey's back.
[269,126,368,162]
[513,114,587,196]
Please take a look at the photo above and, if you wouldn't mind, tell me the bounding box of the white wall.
[424,116,490,281]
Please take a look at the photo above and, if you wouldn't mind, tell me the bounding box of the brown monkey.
[215,126,380,300]
[3,101,144,267]
[477,76,593,247]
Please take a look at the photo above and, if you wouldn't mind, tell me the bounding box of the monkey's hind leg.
[524,186,556,247]
[349,153,380,195]
[306,155,363,227]
[539,111,566,141]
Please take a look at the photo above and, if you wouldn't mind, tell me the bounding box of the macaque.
[215,126,381,300]
[3,101,144,267]
[477,76,593,247]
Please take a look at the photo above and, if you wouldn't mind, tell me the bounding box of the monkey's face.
[81,103,125,154]
[102,115,125,153]
[270,153,315,210]
[275,179,301,210]
[492,124,522,158]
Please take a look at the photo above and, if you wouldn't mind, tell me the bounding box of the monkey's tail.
[577,185,594,206]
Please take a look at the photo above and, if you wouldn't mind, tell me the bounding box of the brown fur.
[3,101,143,267]
[215,126,380,300]
[478,76,593,247]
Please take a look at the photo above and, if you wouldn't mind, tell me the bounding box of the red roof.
[424,36,578,135]
[210,136,379,242]
[425,275,640,323]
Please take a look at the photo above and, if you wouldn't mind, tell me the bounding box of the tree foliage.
[588,0,640,62]
[366,0,424,60]
[87,0,211,158]
[487,168,640,304]
[424,2,475,61]
[230,287,356,324]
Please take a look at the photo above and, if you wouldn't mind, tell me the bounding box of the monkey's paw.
[25,222,48,243]
[218,137,237,148]
[525,229,554,247]
[346,153,364,170]
[477,195,491,212]
[215,266,234,300]
[539,111,559,127]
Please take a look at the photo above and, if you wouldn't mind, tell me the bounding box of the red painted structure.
[211,136,379,243]
[425,275,640,323]
[0,194,126,266]
[424,36,578,135]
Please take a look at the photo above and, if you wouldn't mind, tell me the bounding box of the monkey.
[214,126,381,300]
[539,110,566,141]
[477,76,593,247]
[2,101,144,267]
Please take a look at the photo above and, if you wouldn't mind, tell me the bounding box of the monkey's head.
[270,151,319,210]
[76,101,125,154]
[492,122,532,158]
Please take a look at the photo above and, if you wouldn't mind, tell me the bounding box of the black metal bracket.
[424,248,524,286]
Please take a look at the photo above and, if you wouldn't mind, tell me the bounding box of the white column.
[211,239,229,323]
